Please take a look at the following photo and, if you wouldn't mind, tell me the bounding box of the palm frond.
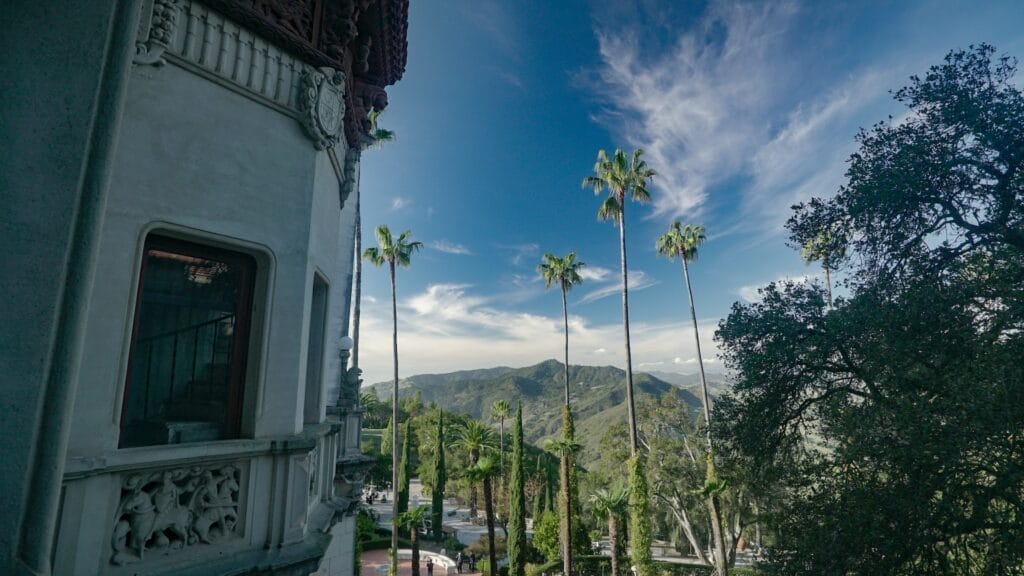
[597,196,621,221]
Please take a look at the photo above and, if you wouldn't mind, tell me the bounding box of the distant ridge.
[366,359,720,464]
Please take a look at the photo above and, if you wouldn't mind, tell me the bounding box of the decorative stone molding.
[334,454,375,516]
[339,148,361,208]
[135,0,181,65]
[110,464,242,566]
[298,67,347,150]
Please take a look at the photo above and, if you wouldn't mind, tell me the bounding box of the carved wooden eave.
[201,0,408,148]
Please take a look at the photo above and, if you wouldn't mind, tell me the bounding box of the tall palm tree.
[656,222,727,575]
[466,456,501,575]
[539,251,586,576]
[453,420,494,520]
[582,148,655,455]
[800,226,845,308]
[396,504,430,576]
[590,485,628,576]
[584,148,656,576]
[491,400,511,481]
[363,225,421,576]
[538,252,586,406]
[351,111,395,373]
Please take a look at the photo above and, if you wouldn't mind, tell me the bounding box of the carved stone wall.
[110,464,242,566]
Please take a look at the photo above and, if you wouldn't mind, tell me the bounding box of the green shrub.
[442,536,465,553]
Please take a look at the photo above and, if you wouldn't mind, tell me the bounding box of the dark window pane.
[120,237,254,448]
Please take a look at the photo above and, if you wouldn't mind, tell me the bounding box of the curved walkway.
[360,549,478,576]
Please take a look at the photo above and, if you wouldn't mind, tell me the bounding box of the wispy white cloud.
[500,243,540,266]
[593,1,799,221]
[591,2,899,235]
[391,196,411,210]
[578,270,658,304]
[358,283,722,386]
[578,266,612,282]
[430,240,472,255]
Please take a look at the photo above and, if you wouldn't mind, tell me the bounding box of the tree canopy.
[716,44,1024,575]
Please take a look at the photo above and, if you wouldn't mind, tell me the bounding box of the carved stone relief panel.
[135,0,181,65]
[299,67,347,150]
[110,463,242,566]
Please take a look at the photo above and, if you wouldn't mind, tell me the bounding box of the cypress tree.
[397,421,414,514]
[431,411,446,542]
[507,403,526,576]
[381,416,394,458]
[532,484,543,521]
[628,455,653,576]
[543,473,553,515]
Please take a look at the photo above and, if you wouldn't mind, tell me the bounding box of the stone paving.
[360,549,481,576]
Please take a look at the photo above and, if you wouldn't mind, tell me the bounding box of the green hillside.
[367,359,706,464]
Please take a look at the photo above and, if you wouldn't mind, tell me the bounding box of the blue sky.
[356,0,1024,386]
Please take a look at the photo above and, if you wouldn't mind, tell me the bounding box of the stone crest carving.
[299,67,347,150]
[135,0,180,65]
[111,464,241,565]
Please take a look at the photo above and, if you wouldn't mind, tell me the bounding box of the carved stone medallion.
[299,67,347,150]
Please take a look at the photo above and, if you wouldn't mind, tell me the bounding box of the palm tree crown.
[538,252,586,294]
[582,148,656,222]
[363,225,422,269]
[656,222,706,263]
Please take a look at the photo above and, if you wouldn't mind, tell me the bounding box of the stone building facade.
[0,1,407,574]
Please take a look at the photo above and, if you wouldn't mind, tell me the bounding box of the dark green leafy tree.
[583,147,656,576]
[364,224,422,575]
[507,404,527,576]
[397,421,414,514]
[718,45,1024,575]
[431,411,446,542]
[532,511,561,562]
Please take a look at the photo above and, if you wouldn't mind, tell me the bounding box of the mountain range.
[366,359,731,464]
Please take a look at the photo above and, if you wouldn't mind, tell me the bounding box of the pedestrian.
[469,552,476,572]
[426,557,434,576]
[455,551,463,573]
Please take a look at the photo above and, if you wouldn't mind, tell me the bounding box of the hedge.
[528,555,762,576]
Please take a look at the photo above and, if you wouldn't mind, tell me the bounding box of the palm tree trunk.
[499,419,505,487]
[469,449,479,520]
[681,257,712,446]
[562,286,570,406]
[411,527,420,576]
[681,257,727,575]
[484,476,497,575]
[390,261,400,576]
[708,495,728,575]
[561,282,574,576]
[608,516,620,576]
[618,209,639,456]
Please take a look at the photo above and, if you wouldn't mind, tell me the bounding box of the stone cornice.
[197,0,408,147]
